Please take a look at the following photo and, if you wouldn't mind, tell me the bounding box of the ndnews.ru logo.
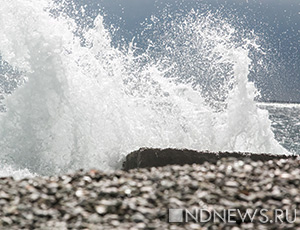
[169,208,298,224]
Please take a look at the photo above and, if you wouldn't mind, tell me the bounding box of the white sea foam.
[0,0,289,177]
[258,102,300,108]
[0,163,35,179]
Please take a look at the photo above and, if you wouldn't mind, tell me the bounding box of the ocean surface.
[260,103,300,156]
[0,0,298,179]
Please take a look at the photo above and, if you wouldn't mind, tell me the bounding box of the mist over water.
[0,0,290,177]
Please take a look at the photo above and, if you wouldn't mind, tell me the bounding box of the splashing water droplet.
[0,0,289,176]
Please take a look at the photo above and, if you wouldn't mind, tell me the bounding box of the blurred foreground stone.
[0,149,299,229]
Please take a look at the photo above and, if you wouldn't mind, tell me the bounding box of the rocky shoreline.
[0,150,299,229]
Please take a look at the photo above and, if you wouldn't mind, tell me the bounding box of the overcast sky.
[71,0,299,102]
[0,0,298,102]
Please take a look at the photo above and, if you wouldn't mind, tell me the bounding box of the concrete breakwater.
[123,148,297,170]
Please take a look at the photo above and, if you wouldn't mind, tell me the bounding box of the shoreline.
[0,149,299,229]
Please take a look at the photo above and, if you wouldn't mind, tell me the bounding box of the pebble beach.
[0,157,300,229]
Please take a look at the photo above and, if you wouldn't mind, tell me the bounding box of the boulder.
[122,148,297,170]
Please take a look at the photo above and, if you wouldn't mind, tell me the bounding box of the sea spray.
[0,0,289,176]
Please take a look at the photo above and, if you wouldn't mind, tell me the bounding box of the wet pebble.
[0,157,299,229]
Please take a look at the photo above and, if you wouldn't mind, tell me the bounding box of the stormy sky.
[74,0,299,102]
[1,0,299,102]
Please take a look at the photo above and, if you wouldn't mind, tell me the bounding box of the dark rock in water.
[123,148,297,170]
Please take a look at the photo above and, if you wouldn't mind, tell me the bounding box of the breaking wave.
[0,0,289,176]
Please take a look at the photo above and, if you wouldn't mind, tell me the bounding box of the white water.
[0,0,289,177]
[258,102,300,109]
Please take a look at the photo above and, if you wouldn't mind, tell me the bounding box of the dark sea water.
[261,103,300,155]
